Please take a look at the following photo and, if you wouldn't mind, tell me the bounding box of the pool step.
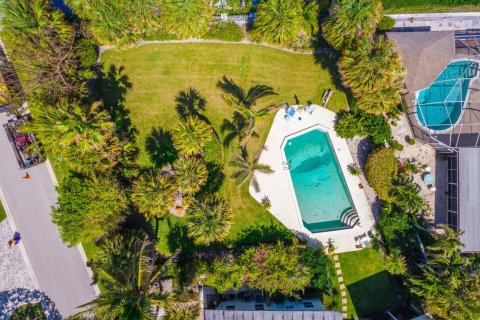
[341,209,360,227]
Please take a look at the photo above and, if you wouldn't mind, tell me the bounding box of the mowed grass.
[0,199,6,222]
[339,248,398,318]
[101,43,348,254]
[382,0,480,13]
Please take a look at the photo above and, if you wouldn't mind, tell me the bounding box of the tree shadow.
[231,222,293,247]
[166,218,196,253]
[220,111,248,147]
[196,162,225,197]
[175,87,206,119]
[145,127,178,168]
[346,271,398,317]
[0,288,61,320]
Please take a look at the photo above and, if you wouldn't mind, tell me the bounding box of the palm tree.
[26,99,122,175]
[161,0,214,39]
[172,116,214,156]
[175,87,206,120]
[173,156,208,197]
[187,196,232,244]
[390,175,423,213]
[428,225,465,261]
[163,299,199,320]
[217,76,277,146]
[73,238,170,319]
[384,251,407,275]
[322,0,382,51]
[338,36,404,114]
[131,171,176,220]
[254,0,307,46]
[229,151,274,192]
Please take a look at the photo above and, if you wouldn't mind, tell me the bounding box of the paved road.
[0,113,97,317]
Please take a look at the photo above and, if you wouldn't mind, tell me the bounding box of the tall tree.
[161,0,214,39]
[132,171,176,221]
[73,238,170,319]
[173,156,208,198]
[322,0,382,51]
[338,36,404,114]
[26,99,122,175]
[0,0,92,101]
[254,0,319,46]
[66,0,162,46]
[52,175,128,246]
[187,196,232,245]
[172,116,214,156]
[217,76,277,146]
[229,151,273,192]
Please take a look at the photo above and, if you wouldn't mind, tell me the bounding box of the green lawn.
[101,43,348,254]
[383,0,480,13]
[339,248,398,318]
[0,199,6,222]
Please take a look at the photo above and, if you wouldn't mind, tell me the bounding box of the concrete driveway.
[0,113,97,317]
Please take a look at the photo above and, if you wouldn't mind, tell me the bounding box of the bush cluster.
[365,147,398,201]
[377,15,395,31]
[334,110,392,145]
[205,21,244,42]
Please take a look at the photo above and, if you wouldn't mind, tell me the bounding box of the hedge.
[365,147,398,201]
[205,21,244,42]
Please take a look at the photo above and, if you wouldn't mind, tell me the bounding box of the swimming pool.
[283,129,355,233]
[416,60,479,131]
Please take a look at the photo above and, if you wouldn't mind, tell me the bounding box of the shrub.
[365,147,398,201]
[143,28,179,41]
[76,37,98,68]
[347,163,361,176]
[361,112,392,145]
[399,102,409,112]
[390,140,403,151]
[301,247,334,292]
[11,303,45,320]
[205,21,243,42]
[408,138,416,145]
[377,15,395,31]
[334,110,362,139]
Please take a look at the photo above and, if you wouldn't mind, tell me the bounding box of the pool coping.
[414,58,480,134]
[249,105,375,253]
[280,125,355,233]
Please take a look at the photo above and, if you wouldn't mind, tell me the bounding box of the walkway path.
[333,254,348,319]
[389,12,480,31]
[0,113,97,317]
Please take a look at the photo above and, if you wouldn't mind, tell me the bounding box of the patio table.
[423,173,435,185]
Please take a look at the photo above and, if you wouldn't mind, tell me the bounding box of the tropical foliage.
[205,21,244,42]
[52,175,127,246]
[217,76,277,146]
[172,116,214,156]
[229,151,273,192]
[408,226,480,320]
[335,109,392,144]
[322,0,383,51]
[254,0,319,46]
[384,250,407,275]
[338,36,404,114]
[131,171,176,220]
[26,99,123,175]
[0,0,92,101]
[173,156,208,198]
[390,175,423,213]
[74,238,170,319]
[66,0,162,46]
[365,147,397,201]
[161,0,214,39]
[187,196,232,244]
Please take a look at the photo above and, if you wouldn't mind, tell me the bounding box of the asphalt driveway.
[0,113,97,317]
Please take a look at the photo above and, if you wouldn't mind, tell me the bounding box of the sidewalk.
[0,113,97,317]
[389,12,480,31]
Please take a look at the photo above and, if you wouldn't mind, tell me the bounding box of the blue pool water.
[416,60,478,131]
[283,129,354,232]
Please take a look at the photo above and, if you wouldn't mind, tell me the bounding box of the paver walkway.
[0,113,97,317]
[389,12,480,31]
[333,254,348,319]
[0,219,34,291]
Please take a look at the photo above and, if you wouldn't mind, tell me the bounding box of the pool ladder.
[341,208,359,227]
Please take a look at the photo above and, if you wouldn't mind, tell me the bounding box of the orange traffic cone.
[22,172,30,180]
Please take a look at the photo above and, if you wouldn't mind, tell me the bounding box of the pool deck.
[249,105,375,253]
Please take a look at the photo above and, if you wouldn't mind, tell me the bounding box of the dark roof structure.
[458,148,480,252]
[387,31,456,93]
[204,310,344,320]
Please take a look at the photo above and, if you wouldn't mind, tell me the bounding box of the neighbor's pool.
[416,60,478,131]
[283,129,354,233]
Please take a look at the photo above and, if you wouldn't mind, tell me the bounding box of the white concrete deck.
[249,106,375,253]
